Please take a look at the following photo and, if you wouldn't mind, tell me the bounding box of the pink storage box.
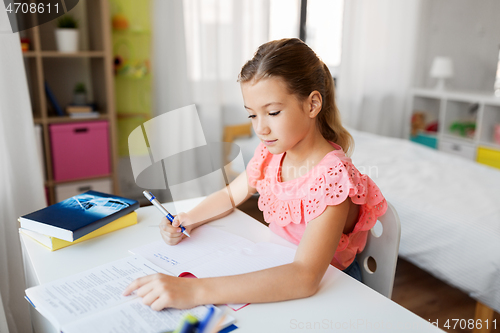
[50,121,110,181]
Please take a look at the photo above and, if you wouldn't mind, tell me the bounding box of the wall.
[414,0,500,92]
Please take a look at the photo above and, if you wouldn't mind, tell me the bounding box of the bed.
[229,125,500,318]
[348,128,500,315]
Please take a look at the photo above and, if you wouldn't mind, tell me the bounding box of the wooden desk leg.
[473,301,494,333]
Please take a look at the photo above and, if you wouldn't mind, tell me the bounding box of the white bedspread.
[349,129,500,312]
[233,130,500,312]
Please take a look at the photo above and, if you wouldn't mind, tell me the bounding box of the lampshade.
[430,57,454,78]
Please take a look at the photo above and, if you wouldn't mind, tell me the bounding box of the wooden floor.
[238,196,500,333]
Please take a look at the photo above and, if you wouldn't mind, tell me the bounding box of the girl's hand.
[123,274,199,310]
[160,212,194,246]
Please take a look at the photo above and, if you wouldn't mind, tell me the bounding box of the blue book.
[19,191,139,242]
[44,81,65,116]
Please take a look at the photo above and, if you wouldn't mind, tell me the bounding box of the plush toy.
[112,14,129,31]
[425,121,438,133]
[411,112,426,137]
[449,121,476,138]
[21,38,30,52]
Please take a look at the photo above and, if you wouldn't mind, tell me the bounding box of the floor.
[238,196,500,333]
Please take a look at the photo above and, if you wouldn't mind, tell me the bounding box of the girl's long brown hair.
[238,38,354,156]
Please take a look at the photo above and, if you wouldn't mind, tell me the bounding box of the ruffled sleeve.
[301,157,352,222]
[246,142,273,188]
[264,153,387,229]
[303,156,387,225]
[341,159,387,232]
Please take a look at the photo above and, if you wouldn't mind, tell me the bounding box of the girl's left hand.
[123,274,199,310]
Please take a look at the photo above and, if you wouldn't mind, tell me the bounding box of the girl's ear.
[307,90,322,118]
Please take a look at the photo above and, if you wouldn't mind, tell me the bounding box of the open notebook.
[129,225,297,310]
[25,256,236,333]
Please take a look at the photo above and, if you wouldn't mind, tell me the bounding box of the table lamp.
[430,56,454,90]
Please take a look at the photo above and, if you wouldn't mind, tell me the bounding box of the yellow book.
[19,212,137,251]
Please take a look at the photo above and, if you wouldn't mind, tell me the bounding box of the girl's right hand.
[159,212,194,246]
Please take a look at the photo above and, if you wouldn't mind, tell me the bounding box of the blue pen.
[197,306,215,333]
[173,313,199,333]
[143,191,191,237]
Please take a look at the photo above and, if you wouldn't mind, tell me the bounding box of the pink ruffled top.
[246,142,387,270]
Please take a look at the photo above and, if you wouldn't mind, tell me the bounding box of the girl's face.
[241,77,318,155]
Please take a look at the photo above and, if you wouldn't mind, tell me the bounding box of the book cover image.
[20,191,139,241]
[62,192,133,218]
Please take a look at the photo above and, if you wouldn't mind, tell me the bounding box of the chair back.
[357,202,401,299]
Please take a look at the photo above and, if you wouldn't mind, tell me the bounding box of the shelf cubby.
[443,99,478,140]
[38,0,104,52]
[411,96,441,125]
[21,0,119,205]
[479,104,500,146]
[408,88,500,169]
[43,57,93,115]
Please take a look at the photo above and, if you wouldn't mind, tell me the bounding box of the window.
[305,0,344,70]
[182,0,344,81]
[183,0,234,81]
[183,0,269,82]
[269,0,344,76]
[269,0,301,41]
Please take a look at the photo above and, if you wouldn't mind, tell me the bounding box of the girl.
[124,38,387,310]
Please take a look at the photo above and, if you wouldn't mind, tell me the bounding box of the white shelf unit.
[407,88,500,165]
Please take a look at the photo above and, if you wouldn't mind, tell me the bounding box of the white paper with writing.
[129,225,255,276]
[129,225,297,311]
[61,299,212,333]
[25,256,169,328]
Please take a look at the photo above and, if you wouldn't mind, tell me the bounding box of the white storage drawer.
[55,179,112,202]
[438,138,476,160]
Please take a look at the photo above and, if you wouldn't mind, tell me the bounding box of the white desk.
[21,198,443,333]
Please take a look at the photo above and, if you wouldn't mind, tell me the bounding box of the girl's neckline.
[276,141,344,184]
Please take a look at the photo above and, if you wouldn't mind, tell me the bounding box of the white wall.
[414,0,500,91]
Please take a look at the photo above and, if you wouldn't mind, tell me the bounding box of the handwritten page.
[129,225,254,276]
[25,256,168,329]
[189,242,296,278]
[130,226,298,311]
[130,225,297,278]
[190,242,296,312]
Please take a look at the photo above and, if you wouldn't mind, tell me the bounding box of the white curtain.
[153,0,269,142]
[152,0,269,202]
[183,0,269,138]
[0,291,8,333]
[0,8,46,333]
[337,0,422,138]
[152,0,193,115]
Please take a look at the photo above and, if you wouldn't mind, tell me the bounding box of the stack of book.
[66,105,100,119]
[19,191,140,251]
[24,256,237,333]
